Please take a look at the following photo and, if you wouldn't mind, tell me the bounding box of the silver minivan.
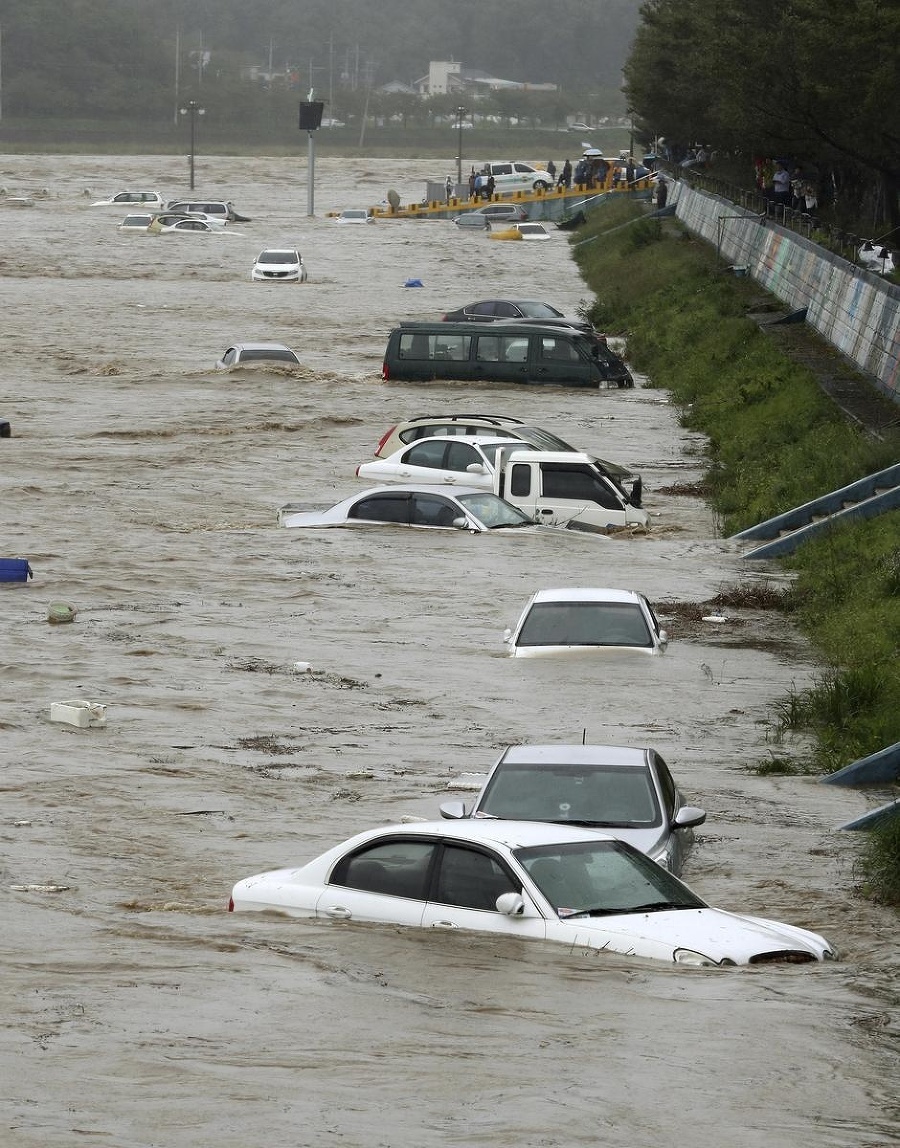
[165,199,251,222]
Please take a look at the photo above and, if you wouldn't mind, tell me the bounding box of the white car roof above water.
[531,587,646,605]
[500,743,650,768]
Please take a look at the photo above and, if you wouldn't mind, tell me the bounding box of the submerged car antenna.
[582,728,587,744]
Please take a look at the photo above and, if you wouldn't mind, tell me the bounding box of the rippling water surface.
[1,154,897,1148]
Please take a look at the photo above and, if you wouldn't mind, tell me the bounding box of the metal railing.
[670,166,897,269]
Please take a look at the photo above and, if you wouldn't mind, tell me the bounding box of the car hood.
[561,906,833,965]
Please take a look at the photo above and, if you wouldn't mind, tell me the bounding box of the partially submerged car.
[442,299,569,324]
[505,588,668,657]
[439,744,705,875]
[356,435,536,487]
[335,209,375,224]
[228,818,836,966]
[166,199,251,222]
[215,342,302,370]
[372,419,642,507]
[91,190,166,209]
[277,484,537,532]
[452,204,528,227]
[489,222,551,241]
[251,248,308,282]
[117,213,156,232]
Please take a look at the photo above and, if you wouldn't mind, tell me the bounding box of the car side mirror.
[503,627,513,644]
[673,806,706,829]
[466,463,487,474]
[658,630,668,650]
[439,800,468,820]
[451,516,469,529]
[496,892,525,916]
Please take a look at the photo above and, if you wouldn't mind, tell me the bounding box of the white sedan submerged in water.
[229,820,836,967]
[277,483,538,532]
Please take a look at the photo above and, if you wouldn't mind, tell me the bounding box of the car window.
[475,336,502,362]
[518,427,576,451]
[517,603,653,648]
[404,439,449,468]
[539,336,580,363]
[540,463,621,509]
[444,441,480,471]
[456,491,532,528]
[411,494,462,527]
[470,301,496,316]
[222,348,236,366]
[332,840,434,899]
[243,349,298,363]
[435,845,517,910]
[479,763,661,826]
[508,461,533,497]
[514,164,535,173]
[654,754,677,820]
[492,164,513,176]
[348,494,410,523]
[494,302,518,318]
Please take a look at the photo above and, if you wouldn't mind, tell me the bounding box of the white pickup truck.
[356,438,649,533]
[492,448,649,532]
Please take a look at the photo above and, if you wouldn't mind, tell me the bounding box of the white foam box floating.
[49,700,107,728]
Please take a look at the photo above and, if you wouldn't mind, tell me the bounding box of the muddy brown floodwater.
[1,154,898,1148]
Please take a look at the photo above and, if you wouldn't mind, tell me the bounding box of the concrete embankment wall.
[673,184,900,404]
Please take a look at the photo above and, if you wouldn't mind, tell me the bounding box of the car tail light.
[355,464,362,476]
[375,425,396,454]
[227,896,235,912]
[381,362,390,381]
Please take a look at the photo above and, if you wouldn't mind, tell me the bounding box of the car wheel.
[533,180,552,191]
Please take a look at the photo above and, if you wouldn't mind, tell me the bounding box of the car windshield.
[456,492,533,528]
[515,840,704,918]
[518,426,578,451]
[517,602,652,647]
[242,349,299,363]
[477,763,661,827]
[260,251,298,264]
[516,302,565,319]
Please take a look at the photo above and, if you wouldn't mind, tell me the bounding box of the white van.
[479,161,554,192]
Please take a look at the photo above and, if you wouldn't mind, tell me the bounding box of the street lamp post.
[455,106,467,185]
[179,99,205,190]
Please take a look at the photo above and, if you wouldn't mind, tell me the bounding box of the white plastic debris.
[49,700,107,728]
[292,661,313,674]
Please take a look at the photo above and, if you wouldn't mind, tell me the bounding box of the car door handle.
[398,468,412,477]
[430,920,459,929]
[323,906,353,919]
[539,508,554,515]
[442,473,457,483]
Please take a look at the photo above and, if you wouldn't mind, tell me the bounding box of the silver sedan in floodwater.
[277,484,538,532]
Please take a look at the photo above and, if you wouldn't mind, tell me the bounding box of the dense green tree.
[624,0,900,230]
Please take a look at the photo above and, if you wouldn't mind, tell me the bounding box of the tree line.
[623,0,900,233]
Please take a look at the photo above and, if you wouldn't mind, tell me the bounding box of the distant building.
[411,60,557,98]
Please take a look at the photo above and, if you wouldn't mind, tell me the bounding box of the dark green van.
[382,322,633,389]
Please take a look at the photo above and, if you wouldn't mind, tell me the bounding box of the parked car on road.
[505,588,668,657]
[228,818,836,966]
[479,161,555,192]
[117,213,155,232]
[277,484,538,532]
[251,248,308,282]
[439,743,705,875]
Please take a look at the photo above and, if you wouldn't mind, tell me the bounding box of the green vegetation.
[624,0,899,233]
[573,199,900,903]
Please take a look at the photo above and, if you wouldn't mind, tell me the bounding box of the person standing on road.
[445,175,453,204]
[656,173,668,210]
[559,158,572,189]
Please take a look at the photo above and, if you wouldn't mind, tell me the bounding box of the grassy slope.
[571,199,900,901]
